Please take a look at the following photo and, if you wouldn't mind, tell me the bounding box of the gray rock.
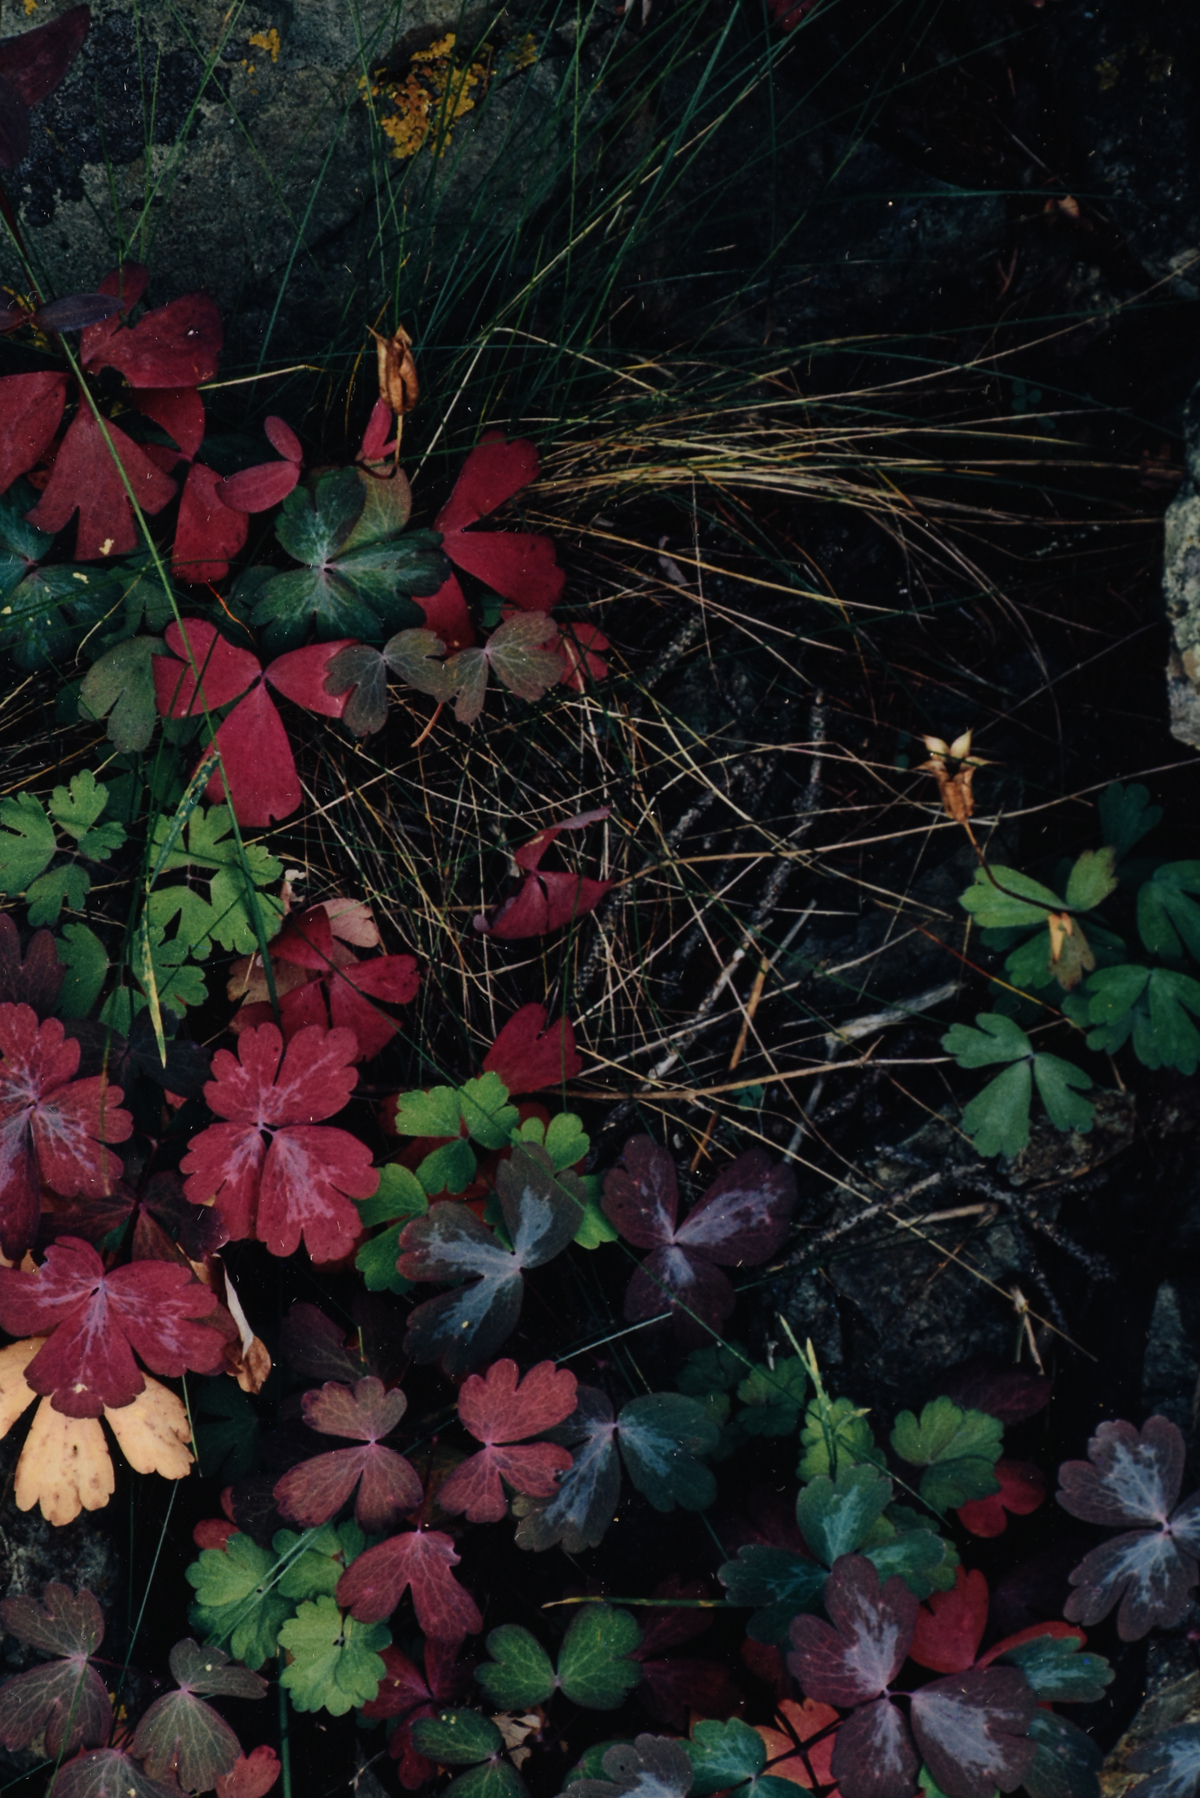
[1141,1278,1200,1441]
[1165,380,1200,750]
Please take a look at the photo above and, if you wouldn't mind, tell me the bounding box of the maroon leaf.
[789,1556,917,1705]
[560,621,611,691]
[909,1666,1036,1798]
[34,293,123,333]
[46,1748,181,1798]
[279,1301,366,1384]
[602,1135,796,1341]
[434,432,563,611]
[83,291,222,389]
[413,573,475,652]
[0,1003,133,1261]
[133,387,207,460]
[830,1696,918,1798]
[1057,1416,1185,1527]
[336,1527,483,1638]
[131,1640,264,1792]
[909,1567,989,1674]
[0,1234,224,1416]
[361,1642,473,1786]
[511,1385,621,1553]
[0,72,29,169]
[1064,1524,1200,1640]
[482,1003,582,1093]
[172,464,250,584]
[437,1358,576,1522]
[0,916,63,1012]
[27,401,177,560]
[0,1583,111,1758]
[217,460,299,513]
[263,416,302,463]
[216,1747,280,1798]
[939,1357,1052,1425]
[274,1376,422,1531]
[180,1022,375,1262]
[478,808,612,940]
[0,5,90,107]
[0,370,66,492]
[636,1658,741,1731]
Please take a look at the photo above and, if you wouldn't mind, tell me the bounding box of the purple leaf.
[34,294,124,333]
[571,1735,694,1798]
[1064,1529,1199,1639]
[273,1377,422,1531]
[939,1357,1052,1425]
[131,1691,242,1792]
[1126,1723,1200,1798]
[512,1385,621,1552]
[278,1301,366,1383]
[46,1748,181,1798]
[0,5,90,108]
[788,1555,917,1704]
[0,1584,111,1759]
[830,1697,918,1798]
[910,1666,1037,1798]
[1057,1417,1185,1527]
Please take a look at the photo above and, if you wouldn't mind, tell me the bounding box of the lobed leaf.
[891,1399,1002,1513]
[909,1666,1036,1798]
[570,1736,694,1798]
[277,1596,390,1715]
[797,1464,893,1566]
[788,1555,916,1705]
[1125,1724,1200,1798]
[1022,1711,1103,1798]
[718,1545,827,1644]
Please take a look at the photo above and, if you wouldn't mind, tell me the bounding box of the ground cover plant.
[2,1,1200,1797]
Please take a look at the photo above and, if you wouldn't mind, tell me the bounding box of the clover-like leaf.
[717,1546,827,1644]
[570,1736,694,1798]
[44,1748,182,1798]
[797,1394,882,1482]
[1063,848,1118,912]
[909,1667,1036,1798]
[797,1464,894,1566]
[477,1605,641,1712]
[0,1583,111,1758]
[131,1639,265,1792]
[442,614,564,725]
[788,1555,916,1705]
[737,1358,808,1436]
[412,1709,504,1764]
[277,1595,390,1715]
[335,1527,482,1638]
[685,1718,769,1796]
[438,1358,577,1523]
[1138,863,1200,962]
[985,1626,1113,1704]
[273,1376,421,1532]
[354,1163,428,1293]
[959,868,1064,930]
[185,1534,292,1671]
[942,1014,1031,1068]
[891,1399,1003,1513]
[1022,1711,1103,1798]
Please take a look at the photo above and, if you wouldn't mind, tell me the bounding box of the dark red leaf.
[787,1555,917,1704]
[560,622,611,691]
[514,808,611,872]
[0,1583,110,1760]
[27,401,177,559]
[939,1357,1052,1425]
[173,463,249,584]
[154,618,259,715]
[83,291,222,389]
[0,1234,223,1415]
[0,1003,132,1260]
[437,1358,576,1522]
[217,460,300,513]
[326,954,420,1061]
[0,72,29,169]
[266,641,354,719]
[1057,1416,1184,1527]
[1064,1524,1200,1639]
[958,1459,1046,1538]
[637,1657,741,1730]
[413,573,475,652]
[206,678,301,826]
[216,1747,281,1798]
[134,387,206,459]
[180,1022,374,1261]
[79,262,148,366]
[359,399,394,464]
[481,867,612,939]
[0,370,66,494]
[263,416,302,464]
[675,1150,796,1264]
[629,1577,715,1657]
[602,1137,678,1248]
[34,293,123,333]
[482,1004,582,1093]
[435,432,539,533]
[274,1376,421,1531]
[337,1527,482,1638]
[0,5,89,107]
[444,529,564,611]
[909,1567,989,1674]
[909,1666,1037,1798]
[0,917,63,1012]
[279,1301,366,1383]
[830,1697,917,1798]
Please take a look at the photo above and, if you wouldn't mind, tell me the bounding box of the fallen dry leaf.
[16,1399,113,1525]
[105,1377,193,1479]
[917,728,992,824]
[370,323,419,420]
[0,1334,41,1436]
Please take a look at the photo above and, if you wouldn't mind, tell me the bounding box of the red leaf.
[638,1658,741,1730]
[436,433,540,532]
[336,1527,482,1638]
[274,1376,422,1531]
[482,1004,582,1094]
[957,1459,1045,1539]
[359,399,395,464]
[216,1746,281,1798]
[193,1518,237,1550]
[909,1567,989,1675]
[0,1235,223,1416]
[327,955,420,1061]
[133,387,206,459]
[77,262,147,367]
[154,618,260,715]
[560,622,610,690]
[273,907,336,969]
[172,463,249,584]
[438,1358,576,1522]
[0,5,89,107]
[443,530,564,611]
[180,1023,375,1261]
[0,917,64,1013]
[514,807,611,872]
[481,869,612,939]
[217,460,300,513]
[0,370,66,492]
[26,402,176,559]
[0,1003,132,1260]
[83,291,222,389]
[413,572,475,652]
[266,641,354,719]
[206,678,301,826]
[263,416,303,464]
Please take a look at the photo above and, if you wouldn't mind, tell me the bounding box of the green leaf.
[185,1534,292,1671]
[26,863,89,927]
[1083,962,1149,1025]
[618,1392,719,1510]
[737,1358,808,1436]
[992,1632,1112,1703]
[556,1604,643,1709]
[444,1765,530,1798]
[275,1521,364,1601]
[355,1163,428,1292]
[1031,1055,1094,1134]
[677,1343,748,1396]
[1023,1711,1102,1798]
[48,770,114,841]
[1098,782,1161,859]
[572,1189,619,1248]
[277,1596,389,1715]
[149,803,283,955]
[959,866,1064,929]
[412,1709,504,1764]
[55,922,107,1018]
[686,1719,766,1796]
[0,533,110,669]
[476,1625,557,1710]
[444,615,563,725]
[865,1525,959,1598]
[384,627,457,700]
[0,790,56,893]
[135,927,209,1015]
[1003,929,1055,991]
[394,1085,466,1136]
[717,1545,827,1644]
[1146,968,1200,1073]
[191,1375,260,1481]
[342,466,413,548]
[797,1463,893,1564]
[459,1072,520,1148]
[797,1395,881,1481]
[960,1060,1033,1157]
[417,1137,478,1195]
[544,1110,591,1168]
[942,1012,1031,1067]
[1064,848,1118,912]
[1138,863,1200,962]
[890,1398,1002,1511]
[147,885,220,959]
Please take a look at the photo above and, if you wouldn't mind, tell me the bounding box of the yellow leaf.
[105,1378,194,1480]
[0,1336,42,1438]
[15,1400,114,1525]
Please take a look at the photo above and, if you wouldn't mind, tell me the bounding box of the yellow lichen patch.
[23,0,37,14]
[369,34,492,162]
[16,1401,114,1526]
[249,26,281,62]
[105,1378,194,1480]
[502,33,538,73]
